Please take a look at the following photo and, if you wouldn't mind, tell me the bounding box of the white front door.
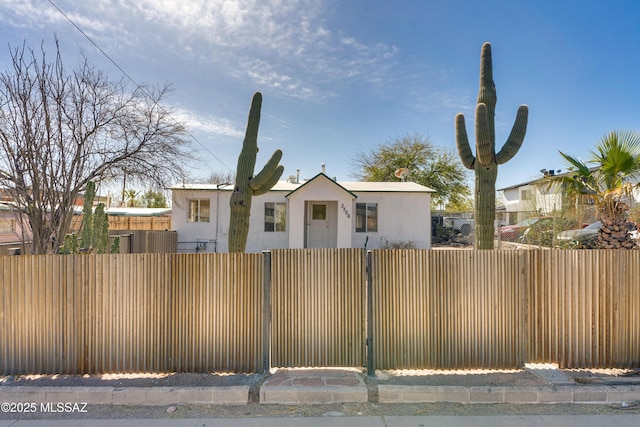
[307,203,329,248]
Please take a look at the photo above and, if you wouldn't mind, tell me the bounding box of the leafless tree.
[200,170,235,185]
[0,38,194,253]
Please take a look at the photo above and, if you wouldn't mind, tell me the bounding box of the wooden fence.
[71,216,171,232]
[1,249,639,375]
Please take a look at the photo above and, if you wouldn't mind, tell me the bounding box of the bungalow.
[170,172,434,253]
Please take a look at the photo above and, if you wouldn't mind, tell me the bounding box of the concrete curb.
[3,372,640,406]
[0,386,249,406]
[378,384,640,404]
[4,384,638,406]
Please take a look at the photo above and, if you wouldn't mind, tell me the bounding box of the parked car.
[499,218,538,241]
[556,221,601,248]
[519,217,580,246]
[443,217,474,236]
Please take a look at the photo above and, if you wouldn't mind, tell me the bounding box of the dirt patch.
[1,372,265,388]
[375,368,547,387]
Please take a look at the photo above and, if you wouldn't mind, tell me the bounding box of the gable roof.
[285,173,356,199]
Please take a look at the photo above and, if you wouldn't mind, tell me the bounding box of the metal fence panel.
[528,250,640,368]
[0,255,71,374]
[371,250,527,370]
[170,253,264,373]
[0,253,262,375]
[270,248,366,367]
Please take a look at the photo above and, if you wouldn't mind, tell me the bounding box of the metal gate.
[269,249,366,367]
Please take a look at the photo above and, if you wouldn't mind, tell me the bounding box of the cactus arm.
[455,113,476,169]
[496,105,529,164]
[250,149,283,192]
[252,165,285,196]
[475,103,494,166]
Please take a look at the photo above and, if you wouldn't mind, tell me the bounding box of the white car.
[557,221,640,247]
[556,221,601,244]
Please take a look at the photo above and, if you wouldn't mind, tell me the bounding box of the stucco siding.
[351,192,431,249]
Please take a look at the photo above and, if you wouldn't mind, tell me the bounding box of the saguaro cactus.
[61,181,119,254]
[229,92,284,253]
[455,42,528,249]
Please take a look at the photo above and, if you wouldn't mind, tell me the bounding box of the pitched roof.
[285,173,357,198]
[170,175,435,193]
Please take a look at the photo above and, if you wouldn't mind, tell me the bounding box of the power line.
[47,0,235,173]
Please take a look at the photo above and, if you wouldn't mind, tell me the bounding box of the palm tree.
[124,189,140,207]
[555,130,640,249]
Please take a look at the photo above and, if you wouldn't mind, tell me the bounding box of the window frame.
[0,218,15,234]
[264,202,287,232]
[187,199,210,223]
[355,202,378,233]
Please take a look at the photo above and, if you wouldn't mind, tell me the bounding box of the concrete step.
[260,368,368,404]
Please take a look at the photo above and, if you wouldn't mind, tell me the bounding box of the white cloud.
[0,0,403,102]
[172,106,244,138]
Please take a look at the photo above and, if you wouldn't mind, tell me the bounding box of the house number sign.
[340,204,351,218]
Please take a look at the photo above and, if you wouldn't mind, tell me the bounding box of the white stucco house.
[170,172,434,253]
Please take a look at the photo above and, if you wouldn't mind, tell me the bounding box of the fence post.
[262,250,272,373]
[366,250,375,377]
[519,250,529,366]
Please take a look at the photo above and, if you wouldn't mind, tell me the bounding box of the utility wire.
[47,0,235,173]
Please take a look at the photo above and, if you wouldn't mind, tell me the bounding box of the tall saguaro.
[228,92,284,253]
[455,42,528,249]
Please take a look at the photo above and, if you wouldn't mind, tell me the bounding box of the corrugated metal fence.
[270,249,365,368]
[371,250,527,370]
[1,249,639,375]
[528,250,640,368]
[0,254,263,375]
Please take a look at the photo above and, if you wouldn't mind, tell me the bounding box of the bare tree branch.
[0,37,195,253]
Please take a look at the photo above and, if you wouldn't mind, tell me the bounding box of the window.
[312,204,326,220]
[265,202,286,232]
[356,203,377,232]
[521,189,532,201]
[188,199,210,223]
[0,219,15,234]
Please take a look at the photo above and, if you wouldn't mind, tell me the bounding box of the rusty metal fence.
[1,249,640,375]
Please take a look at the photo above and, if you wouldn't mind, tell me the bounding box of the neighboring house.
[0,202,30,245]
[499,169,640,224]
[499,179,563,222]
[170,172,434,253]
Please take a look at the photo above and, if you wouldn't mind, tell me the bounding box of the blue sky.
[1,0,639,192]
